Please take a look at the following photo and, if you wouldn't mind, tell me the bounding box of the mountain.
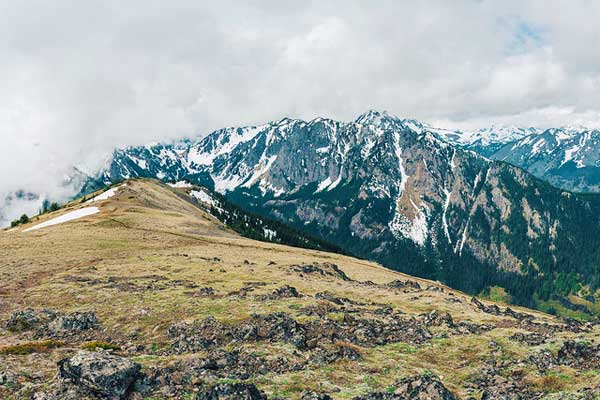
[489,128,600,192]
[434,125,543,157]
[2,179,599,399]
[78,111,600,318]
[436,124,600,193]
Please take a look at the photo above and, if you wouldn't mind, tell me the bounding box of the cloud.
[2,1,600,224]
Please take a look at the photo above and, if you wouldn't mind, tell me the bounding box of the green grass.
[80,341,121,351]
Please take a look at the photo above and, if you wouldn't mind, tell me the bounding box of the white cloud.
[2,1,600,225]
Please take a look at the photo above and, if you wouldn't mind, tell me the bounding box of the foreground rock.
[57,350,141,399]
[353,374,457,399]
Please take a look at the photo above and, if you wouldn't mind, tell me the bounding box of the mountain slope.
[83,112,600,317]
[490,128,600,192]
[1,179,599,399]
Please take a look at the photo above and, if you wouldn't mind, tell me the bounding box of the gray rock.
[301,391,333,400]
[48,312,98,336]
[195,382,267,400]
[353,374,457,400]
[57,350,141,399]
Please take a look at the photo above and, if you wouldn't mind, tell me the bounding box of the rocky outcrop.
[3,308,99,338]
[195,382,267,400]
[290,262,352,281]
[168,311,433,354]
[57,350,141,399]
[353,374,457,399]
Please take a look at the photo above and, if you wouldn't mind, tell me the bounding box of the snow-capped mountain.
[80,110,600,309]
[490,128,600,192]
[433,124,543,157]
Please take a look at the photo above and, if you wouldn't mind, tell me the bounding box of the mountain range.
[60,110,600,317]
[435,124,600,192]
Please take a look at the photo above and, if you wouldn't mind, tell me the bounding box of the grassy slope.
[0,179,598,399]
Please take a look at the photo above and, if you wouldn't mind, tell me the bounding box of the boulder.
[3,308,57,332]
[48,312,98,336]
[57,350,141,399]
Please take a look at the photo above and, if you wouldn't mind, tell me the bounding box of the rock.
[248,312,308,349]
[290,262,351,281]
[528,349,555,371]
[509,332,547,346]
[57,350,141,400]
[144,348,305,393]
[0,370,17,386]
[301,391,333,400]
[3,308,57,332]
[353,373,457,399]
[421,311,455,328]
[503,308,532,321]
[3,308,99,338]
[193,287,216,297]
[561,318,586,333]
[387,280,422,291]
[195,382,267,399]
[471,297,501,315]
[315,291,351,305]
[260,285,301,300]
[556,340,600,368]
[48,312,98,336]
[310,342,362,365]
[169,316,232,352]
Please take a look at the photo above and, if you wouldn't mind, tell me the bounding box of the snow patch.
[168,181,193,188]
[86,184,125,203]
[441,187,452,244]
[24,207,100,232]
[389,199,429,246]
[263,227,277,240]
[315,177,333,193]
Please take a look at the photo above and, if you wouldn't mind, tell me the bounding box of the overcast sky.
[2,0,600,223]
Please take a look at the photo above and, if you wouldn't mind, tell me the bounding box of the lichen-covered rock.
[195,382,267,400]
[259,285,301,300]
[3,308,99,338]
[48,312,98,336]
[301,391,333,400]
[290,262,351,281]
[57,350,141,399]
[3,308,57,332]
[353,374,457,399]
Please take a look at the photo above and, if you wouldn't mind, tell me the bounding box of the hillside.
[79,111,600,318]
[1,179,599,399]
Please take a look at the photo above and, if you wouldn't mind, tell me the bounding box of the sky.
[2,0,600,224]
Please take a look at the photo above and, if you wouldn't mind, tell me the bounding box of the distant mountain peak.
[355,109,392,125]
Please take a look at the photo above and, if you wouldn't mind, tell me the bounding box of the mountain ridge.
[67,112,600,318]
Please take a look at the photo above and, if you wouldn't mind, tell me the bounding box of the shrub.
[0,339,62,355]
[80,341,121,351]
